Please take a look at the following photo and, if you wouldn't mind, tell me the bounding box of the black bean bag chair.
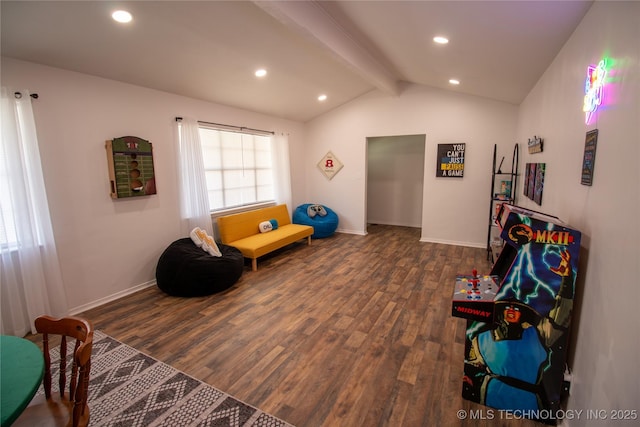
[156,238,244,297]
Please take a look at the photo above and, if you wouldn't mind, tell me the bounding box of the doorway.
[366,134,425,232]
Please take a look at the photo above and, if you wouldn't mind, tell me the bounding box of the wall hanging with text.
[436,143,465,178]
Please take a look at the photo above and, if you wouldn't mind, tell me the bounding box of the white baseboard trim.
[419,237,486,249]
[366,220,421,228]
[69,280,157,315]
[336,229,367,236]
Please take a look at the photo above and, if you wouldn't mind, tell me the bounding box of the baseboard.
[69,279,157,315]
[335,229,367,236]
[419,237,485,249]
[366,220,421,228]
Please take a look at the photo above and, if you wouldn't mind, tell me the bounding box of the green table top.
[0,335,44,427]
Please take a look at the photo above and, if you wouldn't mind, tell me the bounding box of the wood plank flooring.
[76,225,542,427]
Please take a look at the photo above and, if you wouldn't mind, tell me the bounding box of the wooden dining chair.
[14,315,94,427]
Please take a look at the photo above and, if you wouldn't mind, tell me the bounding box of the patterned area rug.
[37,330,294,427]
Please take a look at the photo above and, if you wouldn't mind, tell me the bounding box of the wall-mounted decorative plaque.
[528,136,544,154]
[106,136,157,198]
[317,151,344,180]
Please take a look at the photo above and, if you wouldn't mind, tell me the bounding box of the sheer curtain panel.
[0,88,68,336]
[175,118,214,236]
[272,132,292,208]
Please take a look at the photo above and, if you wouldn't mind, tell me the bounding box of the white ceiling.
[1,1,593,122]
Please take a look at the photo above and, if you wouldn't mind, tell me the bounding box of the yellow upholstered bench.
[217,204,313,271]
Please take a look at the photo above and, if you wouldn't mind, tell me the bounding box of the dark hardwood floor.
[77,224,542,427]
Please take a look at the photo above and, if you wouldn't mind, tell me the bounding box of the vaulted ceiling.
[1,1,593,122]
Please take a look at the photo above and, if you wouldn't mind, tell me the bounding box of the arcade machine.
[451,204,581,424]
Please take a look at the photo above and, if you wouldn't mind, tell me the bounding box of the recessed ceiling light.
[255,69,267,78]
[112,10,133,23]
[433,36,449,44]
[318,94,327,102]
[449,79,460,85]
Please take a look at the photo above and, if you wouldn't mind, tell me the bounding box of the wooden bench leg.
[307,236,311,245]
[252,258,258,271]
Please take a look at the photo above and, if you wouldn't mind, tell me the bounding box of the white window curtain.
[0,88,68,336]
[174,118,214,236]
[271,131,292,208]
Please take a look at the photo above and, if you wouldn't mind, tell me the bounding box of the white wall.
[515,1,639,422]
[367,134,425,228]
[305,82,518,246]
[0,58,306,313]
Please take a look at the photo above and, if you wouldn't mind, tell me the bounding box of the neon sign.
[583,60,607,124]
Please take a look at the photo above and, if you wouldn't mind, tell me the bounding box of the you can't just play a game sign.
[437,143,465,178]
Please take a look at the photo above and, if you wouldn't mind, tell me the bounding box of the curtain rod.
[175,117,274,135]
[14,92,39,99]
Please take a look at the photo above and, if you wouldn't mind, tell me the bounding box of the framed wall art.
[436,143,465,178]
[524,162,545,205]
[580,129,598,186]
[533,163,546,205]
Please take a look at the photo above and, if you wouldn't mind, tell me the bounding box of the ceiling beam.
[253,0,399,96]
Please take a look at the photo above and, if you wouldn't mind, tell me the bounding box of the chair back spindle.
[14,315,94,427]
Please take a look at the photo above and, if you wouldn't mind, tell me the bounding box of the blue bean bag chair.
[293,204,339,238]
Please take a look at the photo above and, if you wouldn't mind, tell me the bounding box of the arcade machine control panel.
[451,269,500,322]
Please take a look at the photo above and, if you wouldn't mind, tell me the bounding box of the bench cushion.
[218,204,293,244]
[229,224,314,259]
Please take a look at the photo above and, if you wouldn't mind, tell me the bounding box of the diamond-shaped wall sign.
[317,151,344,180]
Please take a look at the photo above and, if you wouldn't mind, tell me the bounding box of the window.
[199,126,274,212]
[0,126,19,248]
[1,90,47,250]
[0,150,17,247]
